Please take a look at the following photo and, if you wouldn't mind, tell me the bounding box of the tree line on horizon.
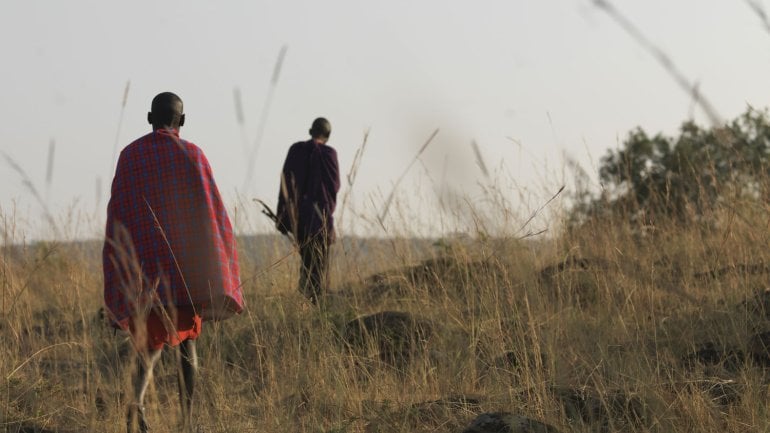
[569,107,770,228]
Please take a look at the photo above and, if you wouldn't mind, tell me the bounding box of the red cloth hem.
[129,306,201,351]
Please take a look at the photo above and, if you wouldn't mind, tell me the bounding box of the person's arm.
[196,147,242,293]
[197,149,236,241]
[322,147,341,213]
[276,144,304,235]
[276,163,289,235]
[102,151,131,329]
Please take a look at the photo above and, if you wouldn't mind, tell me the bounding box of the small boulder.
[740,287,770,316]
[462,412,560,433]
[364,395,484,433]
[362,256,506,297]
[542,386,646,429]
[412,395,484,418]
[536,257,613,307]
[343,311,433,365]
[749,331,770,366]
[682,341,745,372]
[685,379,744,406]
[492,350,547,371]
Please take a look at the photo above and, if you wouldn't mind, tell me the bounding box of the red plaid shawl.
[103,129,242,329]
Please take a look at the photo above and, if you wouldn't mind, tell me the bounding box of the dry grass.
[4,196,770,433]
[4,9,769,425]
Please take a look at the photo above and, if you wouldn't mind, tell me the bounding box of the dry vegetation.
[5,5,770,430]
[8,1,770,432]
[4,197,770,433]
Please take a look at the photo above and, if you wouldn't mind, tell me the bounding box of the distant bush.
[570,107,770,227]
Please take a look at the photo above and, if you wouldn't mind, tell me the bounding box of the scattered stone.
[462,412,560,433]
[748,331,770,366]
[492,350,547,372]
[537,257,610,280]
[370,256,457,285]
[371,256,500,284]
[343,311,433,365]
[95,388,108,419]
[476,349,548,384]
[358,256,506,299]
[347,355,395,381]
[12,424,60,433]
[741,287,770,317]
[23,308,72,339]
[364,395,484,433]
[693,263,770,280]
[682,342,745,372]
[538,386,646,429]
[536,257,613,306]
[412,395,484,418]
[685,379,744,406]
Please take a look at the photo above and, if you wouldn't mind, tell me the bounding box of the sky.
[2,0,770,241]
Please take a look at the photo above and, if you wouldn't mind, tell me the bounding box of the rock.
[685,379,744,406]
[95,388,108,418]
[749,331,770,366]
[682,342,745,372]
[364,395,484,433]
[23,308,72,339]
[740,287,770,315]
[361,256,506,298]
[412,395,484,418]
[367,256,489,285]
[492,350,546,371]
[462,412,560,433]
[343,311,434,365]
[476,349,548,385]
[539,386,646,429]
[694,263,770,280]
[536,257,613,306]
[11,424,60,433]
[538,257,609,280]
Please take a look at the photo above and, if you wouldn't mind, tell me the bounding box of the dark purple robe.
[276,139,340,243]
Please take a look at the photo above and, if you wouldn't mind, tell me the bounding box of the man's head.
[309,117,331,142]
[147,92,185,131]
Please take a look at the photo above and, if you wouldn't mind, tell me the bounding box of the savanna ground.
[5,200,770,433]
[9,1,770,431]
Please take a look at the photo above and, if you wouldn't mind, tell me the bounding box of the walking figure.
[276,117,340,304]
[103,92,243,432]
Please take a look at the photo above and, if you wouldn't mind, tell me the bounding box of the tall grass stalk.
[242,45,288,193]
[110,81,131,176]
[593,0,723,126]
[378,128,439,227]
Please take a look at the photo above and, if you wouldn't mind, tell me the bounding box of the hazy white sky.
[2,0,770,240]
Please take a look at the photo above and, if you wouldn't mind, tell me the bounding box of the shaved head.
[309,117,331,139]
[148,92,185,130]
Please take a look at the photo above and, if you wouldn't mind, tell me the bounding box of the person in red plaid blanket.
[103,92,243,433]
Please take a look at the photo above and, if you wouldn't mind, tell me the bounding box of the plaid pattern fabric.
[103,129,242,329]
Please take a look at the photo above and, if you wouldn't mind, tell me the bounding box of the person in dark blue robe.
[276,117,340,303]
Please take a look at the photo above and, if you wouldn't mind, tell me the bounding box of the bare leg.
[128,348,162,433]
[178,339,197,432]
